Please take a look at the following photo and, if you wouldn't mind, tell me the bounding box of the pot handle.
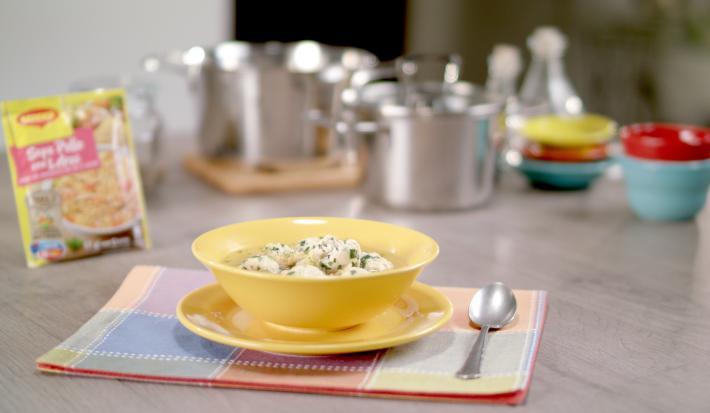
[395,53,462,83]
[332,115,380,165]
[141,47,206,92]
[334,54,462,162]
[395,53,462,106]
[348,65,398,89]
[330,64,397,164]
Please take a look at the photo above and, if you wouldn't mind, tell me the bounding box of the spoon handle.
[455,325,490,380]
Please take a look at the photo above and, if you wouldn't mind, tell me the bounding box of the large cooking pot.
[144,41,377,164]
[340,55,502,210]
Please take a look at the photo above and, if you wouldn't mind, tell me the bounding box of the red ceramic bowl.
[621,123,710,161]
[523,142,609,162]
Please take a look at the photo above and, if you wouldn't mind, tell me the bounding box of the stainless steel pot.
[342,55,502,210]
[144,41,377,164]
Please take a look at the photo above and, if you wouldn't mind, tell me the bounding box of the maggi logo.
[17,108,59,128]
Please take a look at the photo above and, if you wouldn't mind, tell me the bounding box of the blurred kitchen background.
[2,0,710,144]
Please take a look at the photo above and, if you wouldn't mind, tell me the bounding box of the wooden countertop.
[2,145,709,412]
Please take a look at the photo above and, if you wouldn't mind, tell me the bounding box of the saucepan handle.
[395,53,462,84]
[334,54,462,161]
[329,64,398,163]
[141,47,206,92]
[395,53,462,106]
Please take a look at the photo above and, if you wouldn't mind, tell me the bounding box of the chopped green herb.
[349,249,357,259]
[65,237,84,252]
[108,95,123,110]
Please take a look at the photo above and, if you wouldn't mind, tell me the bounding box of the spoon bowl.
[469,282,517,328]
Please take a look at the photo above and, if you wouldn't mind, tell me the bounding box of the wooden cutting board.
[183,153,365,195]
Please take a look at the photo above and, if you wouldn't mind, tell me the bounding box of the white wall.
[0,0,232,142]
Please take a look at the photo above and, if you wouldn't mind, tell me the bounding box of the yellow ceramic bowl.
[191,217,439,330]
[522,114,617,147]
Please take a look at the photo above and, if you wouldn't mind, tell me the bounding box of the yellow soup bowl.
[191,217,439,330]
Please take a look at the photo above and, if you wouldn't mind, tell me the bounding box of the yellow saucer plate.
[177,282,453,355]
[522,113,617,147]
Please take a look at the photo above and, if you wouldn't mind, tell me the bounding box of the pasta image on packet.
[1,89,151,267]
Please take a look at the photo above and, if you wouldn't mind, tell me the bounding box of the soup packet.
[1,89,151,267]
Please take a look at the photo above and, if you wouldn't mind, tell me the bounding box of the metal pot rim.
[377,100,501,118]
[162,41,378,74]
[354,80,501,118]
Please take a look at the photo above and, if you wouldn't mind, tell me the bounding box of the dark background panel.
[234,0,407,61]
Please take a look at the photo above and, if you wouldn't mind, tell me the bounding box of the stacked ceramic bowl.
[619,123,710,221]
[511,114,617,190]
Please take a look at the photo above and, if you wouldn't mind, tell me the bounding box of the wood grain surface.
[1,142,709,413]
[182,153,363,194]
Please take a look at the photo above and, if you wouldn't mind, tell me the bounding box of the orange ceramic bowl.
[523,142,609,162]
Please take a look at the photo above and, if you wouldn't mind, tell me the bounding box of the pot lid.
[347,54,501,118]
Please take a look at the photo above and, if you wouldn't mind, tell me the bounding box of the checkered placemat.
[37,266,547,404]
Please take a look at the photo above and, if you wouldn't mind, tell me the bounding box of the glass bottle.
[519,26,584,115]
[486,44,523,103]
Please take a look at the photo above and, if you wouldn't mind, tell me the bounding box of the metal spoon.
[456,282,517,380]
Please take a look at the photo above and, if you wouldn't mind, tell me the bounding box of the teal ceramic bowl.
[516,158,614,190]
[619,154,710,221]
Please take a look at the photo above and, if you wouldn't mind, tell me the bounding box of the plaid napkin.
[37,266,547,404]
